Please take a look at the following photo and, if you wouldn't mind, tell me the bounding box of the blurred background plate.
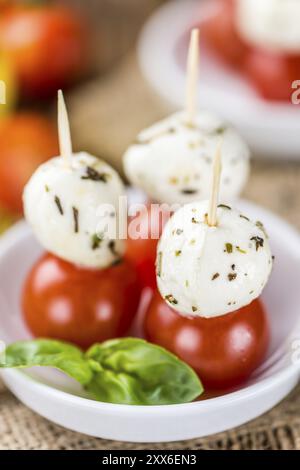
[138,0,300,160]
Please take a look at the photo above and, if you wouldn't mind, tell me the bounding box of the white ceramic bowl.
[0,200,300,442]
[138,0,300,160]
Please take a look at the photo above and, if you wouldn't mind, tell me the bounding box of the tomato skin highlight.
[144,290,270,390]
[22,253,142,349]
[0,113,59,214]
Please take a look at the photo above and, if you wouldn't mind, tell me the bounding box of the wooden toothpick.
[185,28,200,126]
[207,140,222,227]
[58,90,72,167]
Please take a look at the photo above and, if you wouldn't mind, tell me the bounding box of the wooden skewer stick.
[207,140,223,227]
[185,28,200,126]
[58,90,72,167]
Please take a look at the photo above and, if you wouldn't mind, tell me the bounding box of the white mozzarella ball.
[123,112,250,205]
[156,201,273,318]
[236,0,300,53]
[23,152,125,269]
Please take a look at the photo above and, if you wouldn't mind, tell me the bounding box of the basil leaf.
[0,339,92,385]
[85,338,203,405]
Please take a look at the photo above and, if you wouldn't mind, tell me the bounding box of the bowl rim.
[0,200,300,414]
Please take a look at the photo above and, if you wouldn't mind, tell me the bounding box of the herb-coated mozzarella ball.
[156,201,273,318]
[236,0,300,53]
[23,152,125,269]
[123,111,250,205]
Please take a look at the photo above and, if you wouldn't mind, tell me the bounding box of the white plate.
[138,0,300,160]
[0,200,300,443]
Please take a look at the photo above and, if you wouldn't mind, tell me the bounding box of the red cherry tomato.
[125,205,171,290]
[22,253,142,349]
[243,49,300,101]
[0,5,88,98]
[201,0,248,66]
[0,113,59,214]
[144,290,269,390]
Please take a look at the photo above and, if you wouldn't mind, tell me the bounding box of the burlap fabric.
[1,0,300,451]
[1,378,300,450]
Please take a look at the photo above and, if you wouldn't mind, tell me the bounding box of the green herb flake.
[191,217,199,224]
[228,273,237,281]
[236,246,247,254]
[218,204,231,210]
[111,258,122,267]
[212,273,220,281]
[240,214,250,221]
[72,207,79,233]
[169,177,179,185]
[185,280,189,288]
[165,295,178,305]
[225,243,233,254]
[156,252,163,277]
[175,250,182,257]
[108,240,118,257]
[214,126,227,135]
[176,229,183,235]
[81,166,110,183]
[256,221,269,238]
[45,185,50,192]
[54,195,64,215]
[192,306,197,313]
[231,264,236,270]
[181,189,198,195]
[250,236,264,251]
[91,233,104,250]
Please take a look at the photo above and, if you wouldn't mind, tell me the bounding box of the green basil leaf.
[0,339,92,385]
[85,338,203,405]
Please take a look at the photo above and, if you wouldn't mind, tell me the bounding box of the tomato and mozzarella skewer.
[156,143,273,318]
[123,29,250,205]
[23,91,125,269]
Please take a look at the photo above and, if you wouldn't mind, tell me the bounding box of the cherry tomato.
[201,0,248,66]
[243,49,300,101]
[0,113,58,214]
[22,253,142,349]
[125,205,170,290]
[144,290,269,390]
[0,5,88,98]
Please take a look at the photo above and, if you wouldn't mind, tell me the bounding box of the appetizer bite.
[124,29,250,289]
[202,0,300,101]
[145,144,272,389]
[22,91,141,348]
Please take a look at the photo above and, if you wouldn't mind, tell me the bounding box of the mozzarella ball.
[123,112,250,206]
[23,152,125,269]
[156,201,273,318]
[236,0,300,53]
